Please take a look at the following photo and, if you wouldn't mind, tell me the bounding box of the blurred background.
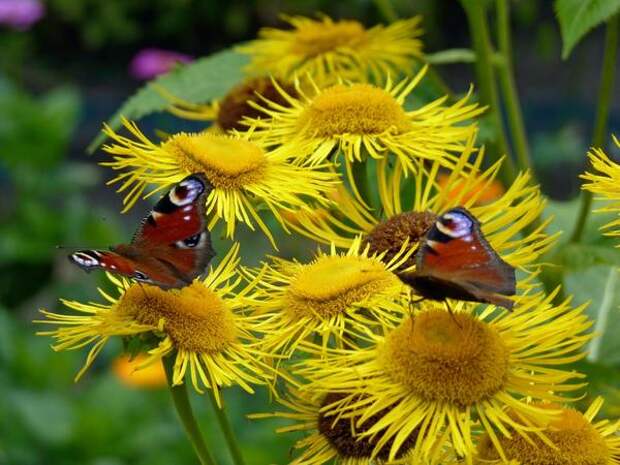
[1,1,620,464]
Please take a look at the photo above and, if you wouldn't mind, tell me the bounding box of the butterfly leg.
[444,300,462,329]
[407,288,425,332]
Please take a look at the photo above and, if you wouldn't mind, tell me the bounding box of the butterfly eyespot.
[133,271,150,281]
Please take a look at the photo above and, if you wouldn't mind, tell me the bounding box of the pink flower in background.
[0,0,44,30]
[129,48,193,80]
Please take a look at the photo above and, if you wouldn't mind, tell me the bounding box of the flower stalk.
[163,356,217,465]
[496,0,535,180]
[207,390,247,465]
[460,0,516,186]
[571,14,619,243]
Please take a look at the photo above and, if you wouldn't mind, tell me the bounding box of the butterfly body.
[398,207,516,310]
[69,174,215,289]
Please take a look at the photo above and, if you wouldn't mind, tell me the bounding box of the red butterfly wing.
[69,174,216,289]
[412,207,516,309]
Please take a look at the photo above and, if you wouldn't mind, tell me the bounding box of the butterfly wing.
[131,173,216,286]
[409,207,516,309]
[68,174,215,289]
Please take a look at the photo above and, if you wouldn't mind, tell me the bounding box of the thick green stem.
[163,357,216,465]
[460,0,517,186]
[372,0,398,22]
[207,391,246,465]
[571,14,619,243]
[496,0,536,179]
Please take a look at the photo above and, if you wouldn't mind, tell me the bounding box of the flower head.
[101,118,339,247]
[287,136,555,280]
[476,398,620,465]
[165,76,298,131]
[129,48,193,80]
[246,237,413,357]
[253,387,425,465]
[247,68,483,189]
[37,244,274,406]
[112,354,167,389]
[295,291,592,462]
[581,136,620,245]
[238,15,424,85]
[0,0,44,30]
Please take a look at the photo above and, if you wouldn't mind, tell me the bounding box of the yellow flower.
[101,118,339,247]
[245,237,414,357]
[37,244,274,406]
[252,387,431,465]
[295,292,592,463]
[162,76,298,131]
[476,398,620,465]
[581,136,620,245]
[238,15,424,85]
[112,353,167,389]
[247,68,483,194]
[287,135,555,276]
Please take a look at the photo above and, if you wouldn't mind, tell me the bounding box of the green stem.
[207,391,246,465]
[351,161,373,208]
[372,0,398,22]
[460,0,517,186]
[496,0,536,179]
[163,357,216,465]
[570,14,619,243]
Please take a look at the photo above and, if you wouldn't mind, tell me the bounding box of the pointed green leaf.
[555,0,620,59]
[87,48,249,153]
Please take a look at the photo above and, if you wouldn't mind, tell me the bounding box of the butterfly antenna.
[444,300,462,329]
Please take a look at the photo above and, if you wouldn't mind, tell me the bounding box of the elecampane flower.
[245,237,414,357]
[163,76,298,132]
[101,118,339,247]
[252,387,434,465]
[247,67,483,194]
[475,397,620,465]
[37,244,274,406]
[238,15,424,85]
[287,136,555,278]
[295,292,592,463]
[581,136,620,245]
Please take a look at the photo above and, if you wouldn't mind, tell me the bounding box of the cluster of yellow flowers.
[38,15,620,465]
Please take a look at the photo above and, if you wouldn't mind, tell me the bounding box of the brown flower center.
[217,76,297,131]
[364,211,437,266]
[318,392,418,460]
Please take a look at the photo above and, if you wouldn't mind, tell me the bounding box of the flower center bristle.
[117,283,237,352]
[364,211,437,265]
[298,84,410,137]
[477,408,610,465]
[165,132,267,189]
[318,392,417,460]
[217,76,297,131]
[285,255,395,319]
[379,311,509,407]
[292,20,367,57]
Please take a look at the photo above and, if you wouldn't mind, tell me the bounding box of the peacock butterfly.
[69,173,215,289]
[398,207,516,310]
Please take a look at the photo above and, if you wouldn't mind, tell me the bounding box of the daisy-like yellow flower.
[37,244,274,406]
[238,15,424,85]
[247,67,483,190]
[581,136,620,245]
[162,76,298,131]
[296,291,592,463]
[101,118,339,247]
[252,387,436,465]
[287,135,555,277]
[476,397,620,464]
[245,237,413,357]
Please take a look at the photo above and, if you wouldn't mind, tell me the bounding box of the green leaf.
[87,48,249,153]
[555,0,620,59]
[425,49,476,64]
